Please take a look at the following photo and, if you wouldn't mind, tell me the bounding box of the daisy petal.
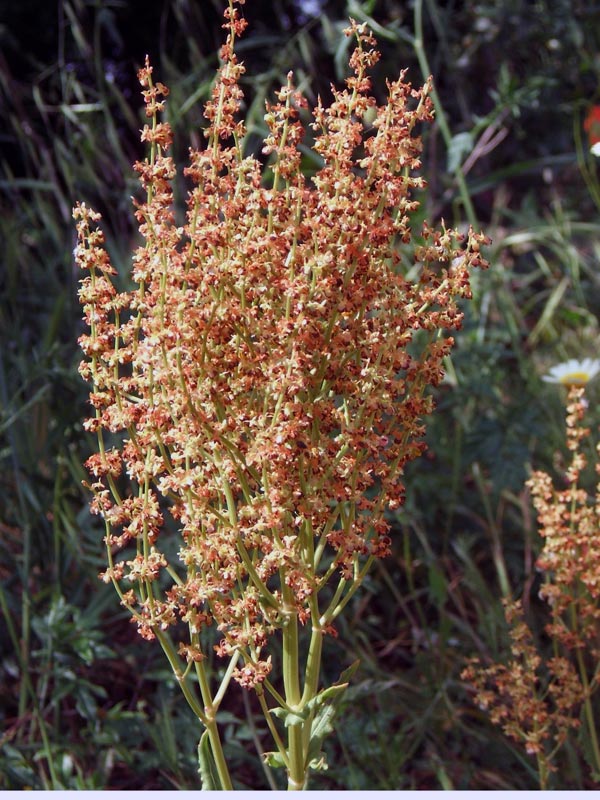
[542,358,600,386]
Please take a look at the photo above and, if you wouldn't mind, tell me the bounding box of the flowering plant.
[463,376,600,789]
[74,0,487,788]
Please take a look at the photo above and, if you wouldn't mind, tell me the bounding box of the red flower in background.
[584,104,600,146]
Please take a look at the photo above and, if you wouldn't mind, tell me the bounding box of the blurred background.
[2,0,600,789]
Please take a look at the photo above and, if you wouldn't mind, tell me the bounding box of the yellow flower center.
[560,372,590,386]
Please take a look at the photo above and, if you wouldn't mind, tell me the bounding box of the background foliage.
[2,0,600,789]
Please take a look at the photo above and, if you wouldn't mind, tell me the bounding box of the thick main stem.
[282,586,306,790]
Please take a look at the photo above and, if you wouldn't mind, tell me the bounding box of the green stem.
[287,722,305,791]
[301,601,324,705]
[536,752,549,790]
[213,650,241,708]
[256,685,291,769]
[471,462,511,598]
[154,630,233,790]
[204,716,234,791]
[193,654,234,790]
[570,605,600,775]
[243,688,279,790]
[322,555,375,626]
[154,630,207,722]
[281,585,306,790]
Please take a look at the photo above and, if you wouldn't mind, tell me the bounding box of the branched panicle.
[528,387,600,656]
[463,385,600,784]
[75,1,487,688]
[462,600,582,767]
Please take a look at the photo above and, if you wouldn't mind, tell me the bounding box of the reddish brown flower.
[75,3,487,689]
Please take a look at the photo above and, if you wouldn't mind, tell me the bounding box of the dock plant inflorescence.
[74,0,487,788]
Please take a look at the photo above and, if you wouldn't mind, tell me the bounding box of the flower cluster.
[463,383,600,784]
[462,600,582,767]
[530,386,600,654]
[75,0,487,689]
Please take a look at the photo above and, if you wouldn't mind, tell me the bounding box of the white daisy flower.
[542,358,600,386]
[591,142,600,157]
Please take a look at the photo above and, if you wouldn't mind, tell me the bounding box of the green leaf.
[198,730,219,791]
[306,704,337,766]
[306,660,360,766]
[447,131,474,174]
[428,563,448,606]
[338,659,361,686]
[271,706,308,726]
[305,682,348,715]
